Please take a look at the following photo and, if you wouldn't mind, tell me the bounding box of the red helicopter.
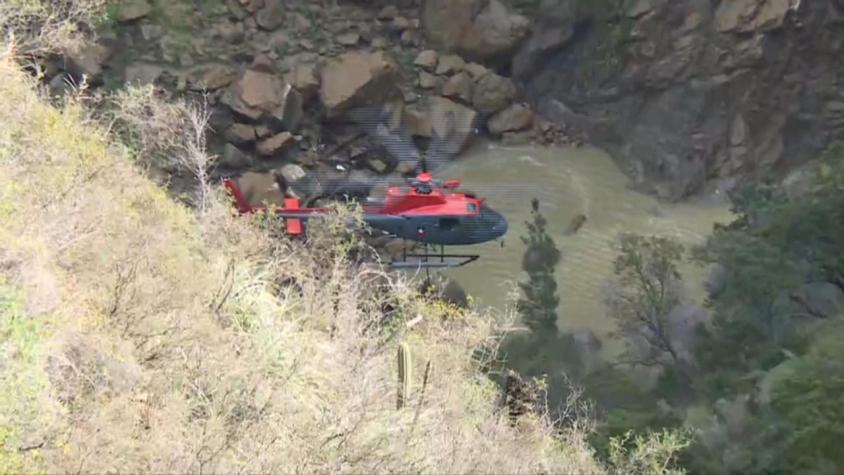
[221,104,509,269]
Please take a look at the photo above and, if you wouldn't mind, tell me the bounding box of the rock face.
[511,0,576,78]
[319,51,400,117]
[715,0,800,33]
[519,0,844,201]
[421,0,530,63]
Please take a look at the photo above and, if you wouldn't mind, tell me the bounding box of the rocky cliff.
[514,0,844,200]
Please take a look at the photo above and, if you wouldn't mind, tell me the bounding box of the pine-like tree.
[517,198,562,338]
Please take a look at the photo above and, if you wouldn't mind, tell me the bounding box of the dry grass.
[0,43,686,474]
[0,0,110,55]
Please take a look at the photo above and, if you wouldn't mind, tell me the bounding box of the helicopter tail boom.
[222,178,253,214]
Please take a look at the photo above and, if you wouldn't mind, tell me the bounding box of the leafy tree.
[606,233,685,370]
[517,198,562,339]
[690,146,844,401]
[757,322,844,473]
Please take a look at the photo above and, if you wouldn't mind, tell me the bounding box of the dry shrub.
[0,0,110,55]
[0,48,687,474]
[105,85,217,210]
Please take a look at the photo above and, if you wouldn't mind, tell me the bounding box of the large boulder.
[472,72,516,114]
[442,72,473,102]
[117,0,152,22]
[287,63,321,103]
[414,49,439,70]
[123,62,163,86]
[487,103,533,134]
[236,171,285,207]
[256,131,296,157]
[429,96,478,156]
[319,51,400,118]
[219,143,254,169]
[186,64,237,91]
[774,282,844,319]
[402,107,433,138]
[64,42,112,83]
[256,0,285,30]
[421,0,530,63]
[221,69,303,130]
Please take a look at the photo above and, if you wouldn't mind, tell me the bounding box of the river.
[236,139,736,359]
[433,141,735,359]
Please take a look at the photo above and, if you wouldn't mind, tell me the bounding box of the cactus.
[397,342,412,409]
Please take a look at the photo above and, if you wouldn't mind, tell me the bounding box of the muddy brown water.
[432,141,735,358]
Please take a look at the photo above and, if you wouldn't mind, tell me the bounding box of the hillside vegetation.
[0,42,688,473]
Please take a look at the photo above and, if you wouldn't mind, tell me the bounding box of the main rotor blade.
[346,104,423,170]
[425,109,459,174]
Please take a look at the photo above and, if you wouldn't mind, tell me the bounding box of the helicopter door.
[439,217,460,231]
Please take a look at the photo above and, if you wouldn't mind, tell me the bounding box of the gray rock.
[377,5,400,20]
[219,144,254,168]
[48,73,72,94]
[463,62,490,79]
[118,0,152,22]
[187,64,237,91]
[413,49,439,70]
[418,71,439,89]
[224,124,258,144]
[429,96,479,156]
[402,107,433,138]
[422,0,530,63]
[65,42,112,82]
[318,51,400,117]
[287,63,320,103]
[215,21,246,43]
[715,0,797,33]
[221,69,302,128]
[237,171,285,206]
[337,32,361,46]
[790,282,844,319]
[256,0,285,30]
[487,103,533,134]
[140,23,164,40]
[124,63,163,86]
[435,54,465,75]
[442,72,473,102]
[512,23,574,78]
[472,72,516,114]
[256,132,295,156]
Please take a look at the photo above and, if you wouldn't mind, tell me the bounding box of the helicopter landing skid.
[389,243,479,271]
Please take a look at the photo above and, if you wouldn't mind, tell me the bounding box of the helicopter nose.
[491,209,508,238]
[479,206,508,240]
